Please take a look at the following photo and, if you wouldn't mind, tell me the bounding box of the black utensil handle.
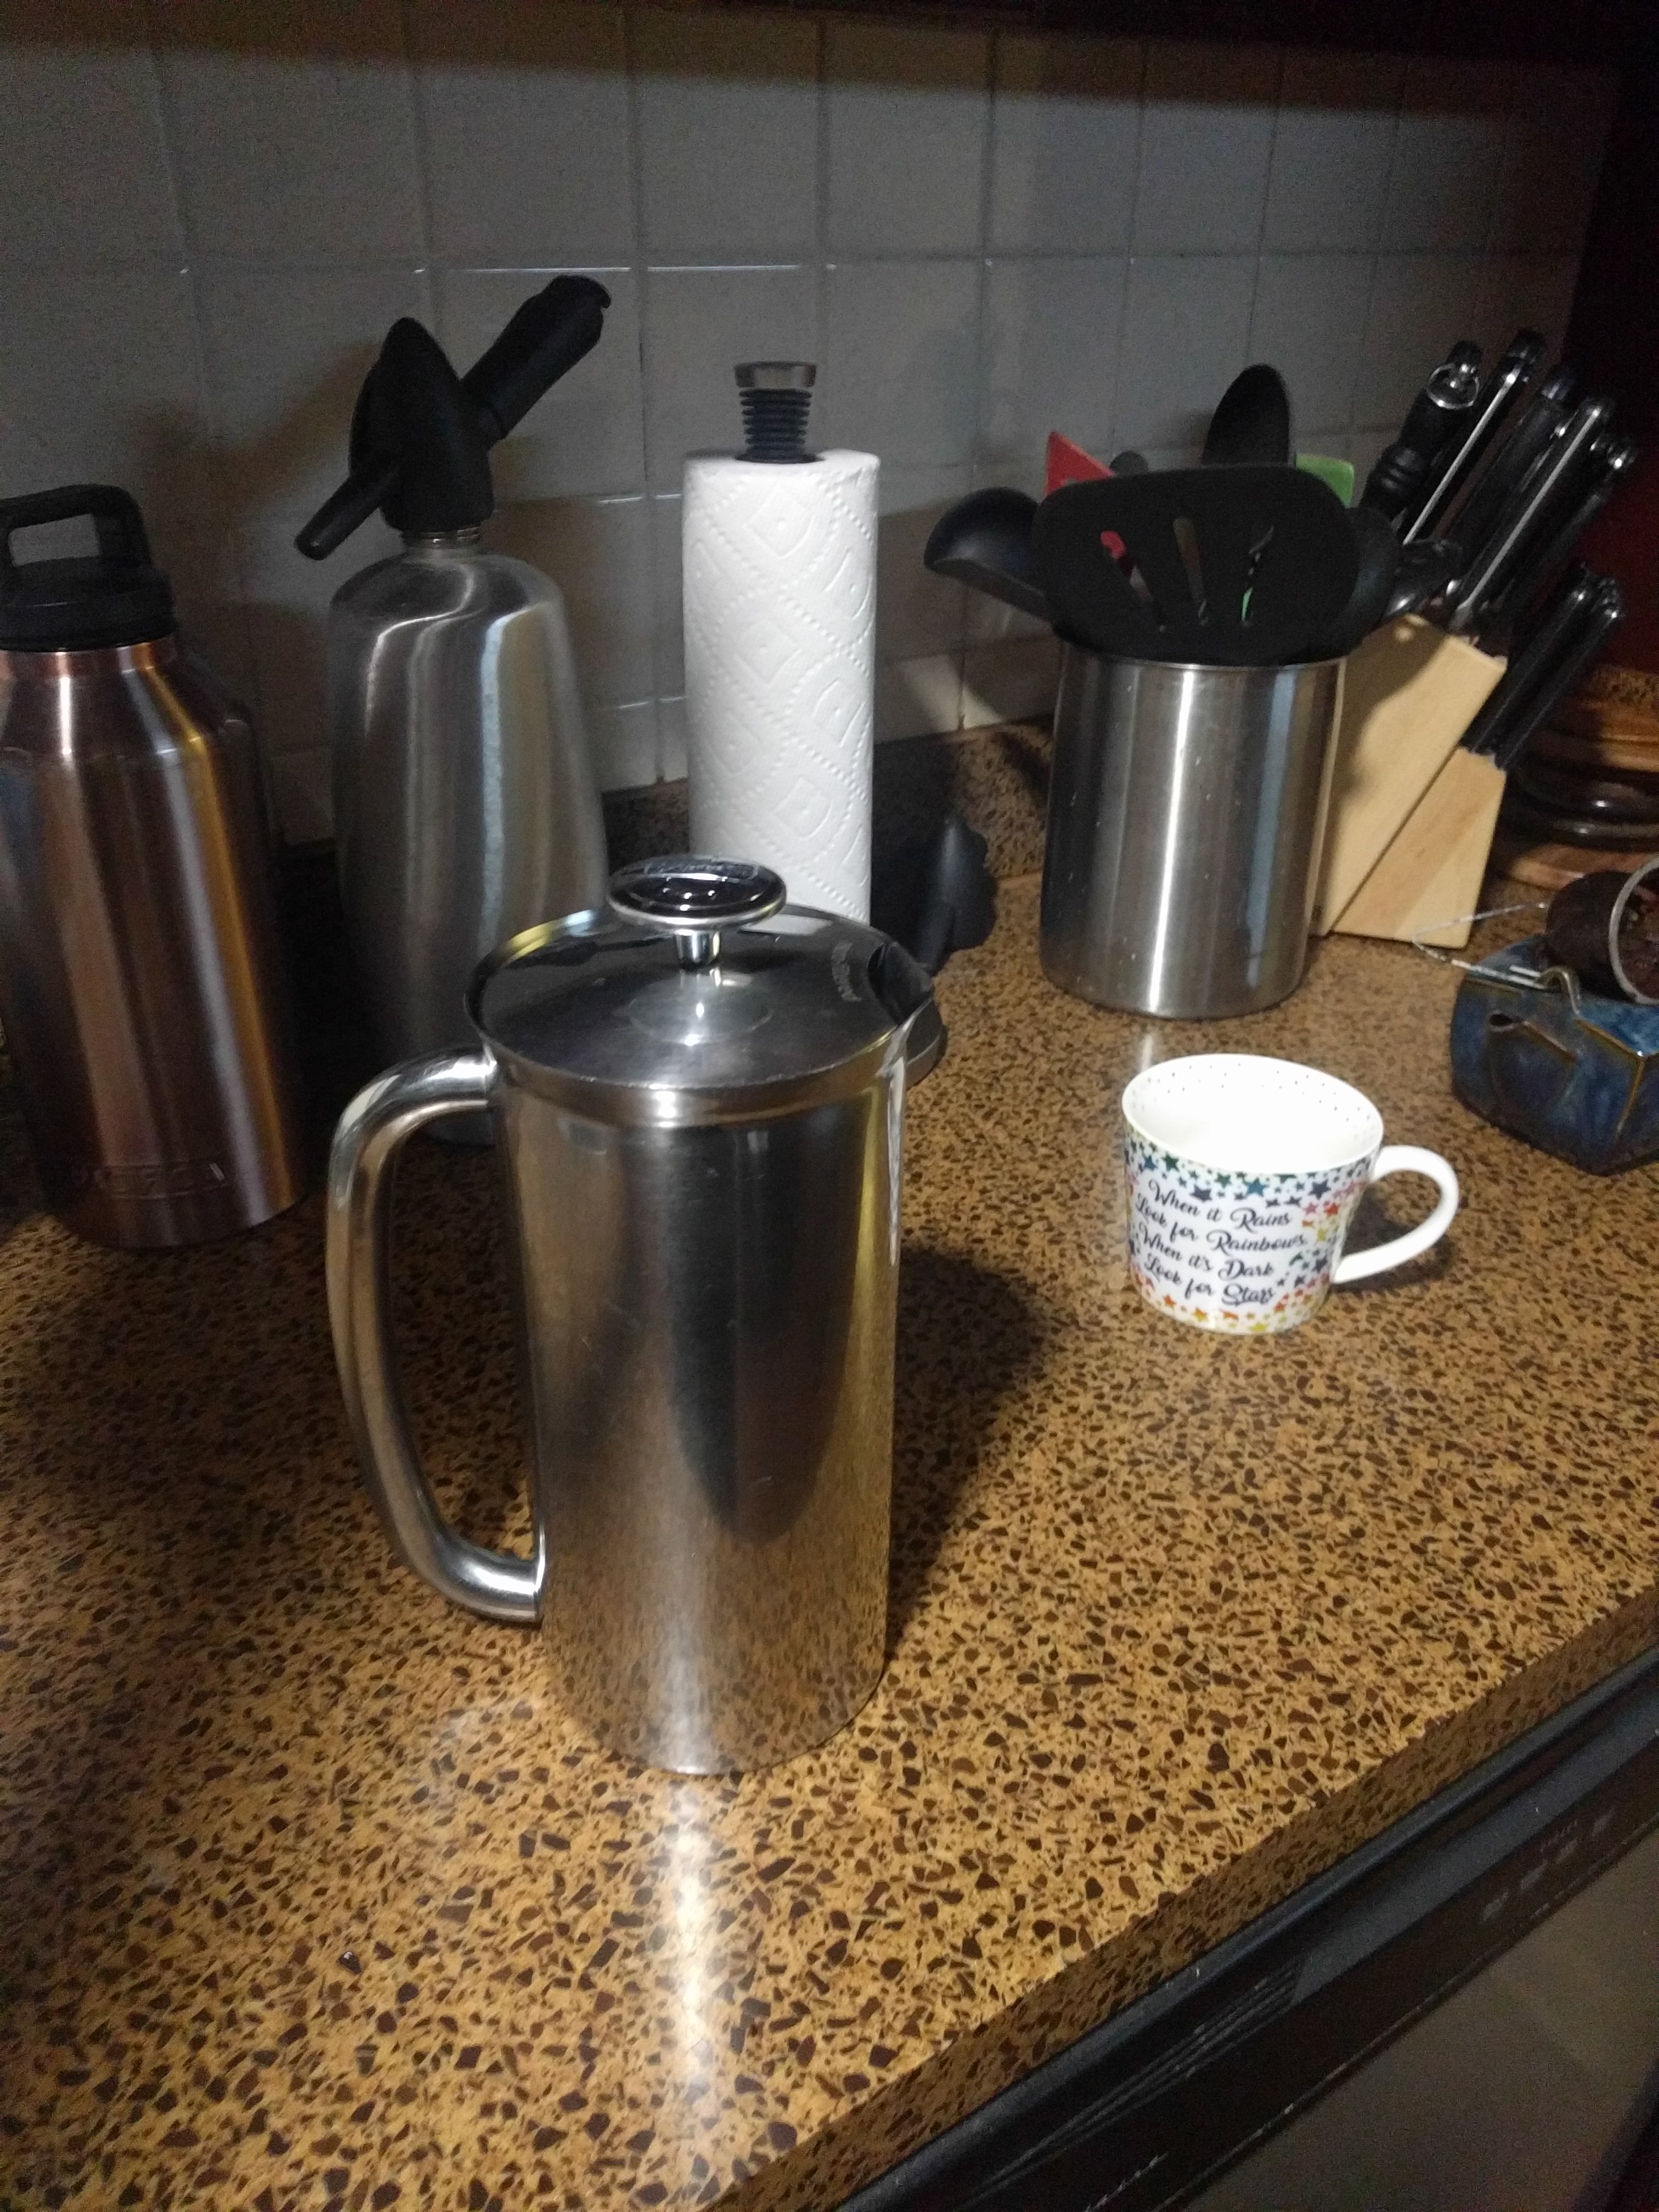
[1360,342,1482,526]
[1403,328,1545,542]
[0,482,153,578]
[461,274,611,444]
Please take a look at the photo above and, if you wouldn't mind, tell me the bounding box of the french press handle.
[325,1051,542,1625]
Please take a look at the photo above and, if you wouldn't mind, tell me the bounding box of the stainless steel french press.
[326,857,945,1774]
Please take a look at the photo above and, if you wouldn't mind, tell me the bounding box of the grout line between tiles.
[1103,40,1149,462]
[398,0,440,279]
[812,18,831,443]
[620,9,662,778]
[1244,49,1288,399]
[140,0,264,733]
[1353,58,1414,438]
[957,26,999,706]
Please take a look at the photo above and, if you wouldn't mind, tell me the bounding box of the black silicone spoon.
[1201,365,1294,468]
[922,487,1050,622]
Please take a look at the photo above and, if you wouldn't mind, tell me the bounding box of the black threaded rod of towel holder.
[736,362,816,462]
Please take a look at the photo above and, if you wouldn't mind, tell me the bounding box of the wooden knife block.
[1314,616,1508,950]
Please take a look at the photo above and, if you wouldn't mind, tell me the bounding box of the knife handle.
[1487,577,1625,774]
[1403,329,1545,542]
[1361,343,1482,526]
[1471,435,1637,644]
[1445,395,1616,635]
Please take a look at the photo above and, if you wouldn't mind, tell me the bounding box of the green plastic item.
[1297,453,1355,505]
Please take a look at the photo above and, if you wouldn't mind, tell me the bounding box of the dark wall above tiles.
[0,2,1617,837]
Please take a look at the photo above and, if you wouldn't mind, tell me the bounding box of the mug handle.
[325,1050,543,1625]
[1331,1145,1460,1286]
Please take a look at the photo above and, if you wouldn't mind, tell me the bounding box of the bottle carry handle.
[325,1050,543,1625]
[0,483,153,585]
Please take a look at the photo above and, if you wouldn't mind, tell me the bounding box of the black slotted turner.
[1031,466,1360,666]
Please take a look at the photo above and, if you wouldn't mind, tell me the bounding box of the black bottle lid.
[0,484,176,651]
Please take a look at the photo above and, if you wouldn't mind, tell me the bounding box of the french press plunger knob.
[607,855,787,970]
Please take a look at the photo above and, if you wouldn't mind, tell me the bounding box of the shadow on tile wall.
[0,0,1615,834]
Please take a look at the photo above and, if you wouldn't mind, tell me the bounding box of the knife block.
[1313,616,1507,950]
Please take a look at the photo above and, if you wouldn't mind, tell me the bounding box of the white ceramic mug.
[1122,1054,1459,1335]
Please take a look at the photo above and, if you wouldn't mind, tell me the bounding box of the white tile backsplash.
[1133,44,1280,257]
[651,493,685,700]
[1114,254,1258,454]
[1475,255,1583,365]
[588,699,662,792]
[409,1,634,265]
[875,653,962,744]
[1249,253,1374,434]
[825,24,990,257]
[989,36,1142,256]
[0,261,222,552]
[819,260,980,467]
[1263,52,1403,253]
[0,13,1612,819]
[961,636,1061,729]
[0,5,180,259]
[633,12,820,262]
[158,0,424,262]
[978,257,1128,492]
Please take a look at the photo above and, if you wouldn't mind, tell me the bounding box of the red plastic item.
[1045,433,1126,560]
[1045,431,1109,496]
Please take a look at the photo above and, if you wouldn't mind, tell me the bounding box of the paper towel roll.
[683,448,878,921]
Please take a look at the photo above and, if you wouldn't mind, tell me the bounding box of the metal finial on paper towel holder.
[735,362,816,463]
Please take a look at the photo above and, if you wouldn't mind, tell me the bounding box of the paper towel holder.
[735,362,817,464]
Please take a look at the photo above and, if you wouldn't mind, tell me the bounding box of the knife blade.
[1402,328,1545,541]
[1444,394,1616,635]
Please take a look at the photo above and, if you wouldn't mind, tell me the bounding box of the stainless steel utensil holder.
[1041,646,1346,1019]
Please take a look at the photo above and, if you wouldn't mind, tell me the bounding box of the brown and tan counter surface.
[3,876,1657,2211]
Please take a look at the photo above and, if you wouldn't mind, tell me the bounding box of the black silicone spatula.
[1201,364,1293,467]
[1031,466,1359,666]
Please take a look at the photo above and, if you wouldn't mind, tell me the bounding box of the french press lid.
[470,856,943,1121]
[0,485,176,652]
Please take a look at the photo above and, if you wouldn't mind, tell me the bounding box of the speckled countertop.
[3,877,1657,2212]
